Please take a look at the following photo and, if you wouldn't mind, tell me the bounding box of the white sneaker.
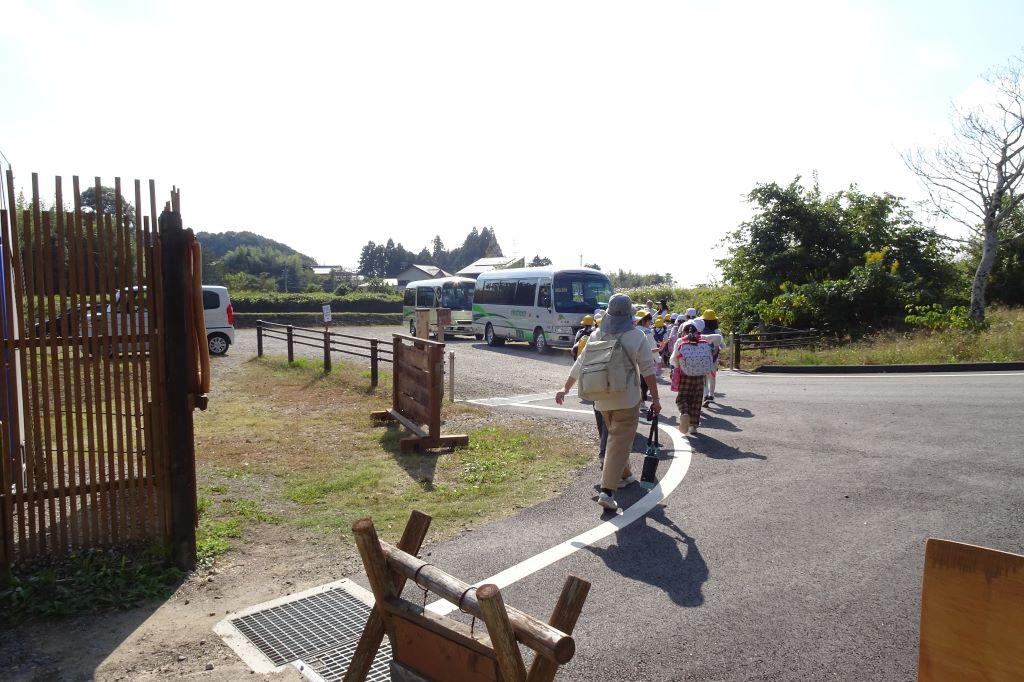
[597,492,619,511]
[618,474,638,489]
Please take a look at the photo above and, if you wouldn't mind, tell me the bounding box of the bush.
[229,291,402,313]
[904,304,982,331]
[234,312,402,327]
[616,285,737,332]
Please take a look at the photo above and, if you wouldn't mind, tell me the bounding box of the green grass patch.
[747,306,1024,368]
[196,355,589,556]
[0,544,183,625]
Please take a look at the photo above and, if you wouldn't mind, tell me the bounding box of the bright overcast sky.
[2,0,1023,284]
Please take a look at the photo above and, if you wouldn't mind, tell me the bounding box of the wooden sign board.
[918,538,1024,681]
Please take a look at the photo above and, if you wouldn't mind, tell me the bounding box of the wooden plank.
[918,538,1024,681]
[147,216,171,538]
[344,510,432,682]
[29,181,56,552]
[113,205,137,540]
[387,409,427,438]
[0,206,29,556]
[379,540,575,664]
[395,394,430,427]
[99,212,126,545]
[83,211,110,545]
[427,345,443,440]
[14,207,41,557]
[1,473,155,504]
[56,203,81,550]
[0,420,10,567]
[40,211,69,552]
[388,606,499,682]
[526,576,591,682]
[351,518,398,634]
[477,584,527,682]
[71,177,96,548]
[400,345,431,372]
[131,183,152,537]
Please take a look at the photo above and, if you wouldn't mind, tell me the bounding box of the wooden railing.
[731,328,819,367]
[255,319,392,388]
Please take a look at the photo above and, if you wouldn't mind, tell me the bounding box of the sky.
[2,0,1023,284]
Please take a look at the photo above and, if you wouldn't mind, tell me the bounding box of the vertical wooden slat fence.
[0,170,202,570]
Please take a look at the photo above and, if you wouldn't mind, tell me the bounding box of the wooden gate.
[0,171,203,569]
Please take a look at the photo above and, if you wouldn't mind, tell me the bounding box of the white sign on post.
[322,304,332,323]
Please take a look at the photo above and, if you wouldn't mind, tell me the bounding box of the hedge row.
[230,291,402,313]
[234,312,403,328]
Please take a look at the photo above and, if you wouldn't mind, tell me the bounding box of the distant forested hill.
[196,230,316,267]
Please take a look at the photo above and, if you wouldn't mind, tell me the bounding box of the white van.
[403,277,477,337]
[85,285,235,355]
[202,285,235,355]
[472,267,613,353]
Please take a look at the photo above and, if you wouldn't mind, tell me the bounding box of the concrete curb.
[754,361,1024,374]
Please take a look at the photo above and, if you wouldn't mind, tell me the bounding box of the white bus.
[402,276,477,337]
[472,267,613,353]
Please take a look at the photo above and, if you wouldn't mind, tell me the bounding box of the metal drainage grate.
[231,587,375,667]
[303,639,393,682]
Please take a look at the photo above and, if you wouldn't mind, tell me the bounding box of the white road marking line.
[426,404,691,616]
[743,371,1024,379]
[466,389,577,406]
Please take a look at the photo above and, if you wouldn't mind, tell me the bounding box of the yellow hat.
[702,309,718,321]
[635,309,651,321]
[654,317,665,328]
[581,314,595,326]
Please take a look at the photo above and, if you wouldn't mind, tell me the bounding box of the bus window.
[497,280,517,305]
[538,283,551,309]
[441,283,473,310]
[416,286,436,307]
[552,273,612,314]
[513,279,537,306]
[404,288,416,306]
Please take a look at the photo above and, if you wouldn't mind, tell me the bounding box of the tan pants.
[600,403,640,491]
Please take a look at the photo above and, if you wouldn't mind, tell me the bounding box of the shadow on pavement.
[704,403,753,419]
[584,504,708,607]
[698,412,742,432]
[693,433,767,460]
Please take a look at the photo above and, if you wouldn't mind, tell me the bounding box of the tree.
[905,54,1024,322]
[530,255,552,266]
[80,186,137,227]
[584,263,601,270]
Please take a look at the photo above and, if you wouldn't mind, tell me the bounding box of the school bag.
[678,336,714,376]
[577,333,637,402]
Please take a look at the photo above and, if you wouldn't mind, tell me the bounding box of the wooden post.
[526,576,591,682]
[732,333,741,369]
[352,518,398,628]
[159,207,197,571]
[343,511,432,682]
[478,584,527,682]
[256,320,263,357]
[286,325,294,364]
[448,351,455,403]
[370,339,379,389]
[323,328,332,374]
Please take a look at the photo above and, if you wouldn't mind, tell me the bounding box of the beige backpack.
[577,333,637,401]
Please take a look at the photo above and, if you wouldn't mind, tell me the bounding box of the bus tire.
[533,327,549,354]
[485,323,504,347]
[409,319,416,336]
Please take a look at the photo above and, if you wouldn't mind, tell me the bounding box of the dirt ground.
[1,331,592,681]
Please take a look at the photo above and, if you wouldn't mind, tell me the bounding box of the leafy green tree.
[584,263,601,270]
[530,255,552,266]
[81,186,136,227]
[719,178,956,334]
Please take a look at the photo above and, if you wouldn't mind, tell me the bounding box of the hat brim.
[602,314,633,333]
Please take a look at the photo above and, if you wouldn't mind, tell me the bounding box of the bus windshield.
[552,273,612,314]
[441,282,474,311]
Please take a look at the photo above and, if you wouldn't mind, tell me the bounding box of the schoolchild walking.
[635,310,656,404]
[671,318,712,435]
[652,316,668,378]
[700,309,724,405]
[573,314,596,361]
[556,294,660,512]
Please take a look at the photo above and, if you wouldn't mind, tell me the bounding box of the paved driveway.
[401,370,1024,681]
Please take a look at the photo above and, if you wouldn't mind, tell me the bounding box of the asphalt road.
[382,369,1024,681]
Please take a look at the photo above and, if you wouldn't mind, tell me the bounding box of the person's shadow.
[692,432,767,460]
[583,505,709,607]
[704,403,753,419]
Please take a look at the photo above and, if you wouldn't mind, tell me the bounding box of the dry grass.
[193,356,590,558]
[746,307,1024,368]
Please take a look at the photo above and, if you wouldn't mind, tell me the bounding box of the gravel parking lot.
[226,325,576,399]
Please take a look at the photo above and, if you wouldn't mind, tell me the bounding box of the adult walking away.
[700,309,725,405]
[555,294,660,512]
[671,318,712,435]
[574,313,607,458]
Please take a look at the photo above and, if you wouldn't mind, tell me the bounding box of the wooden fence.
[731,328,819,367]
[0,171,203,570]
[255,319,392,387]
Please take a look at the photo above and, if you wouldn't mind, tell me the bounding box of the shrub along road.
[367,368,1024,681]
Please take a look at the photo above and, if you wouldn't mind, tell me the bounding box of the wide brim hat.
[702,309,718,321]
[603,293,634,333]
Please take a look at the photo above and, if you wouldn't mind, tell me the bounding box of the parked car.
[202,285,235,355]
[76,285,234,356]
